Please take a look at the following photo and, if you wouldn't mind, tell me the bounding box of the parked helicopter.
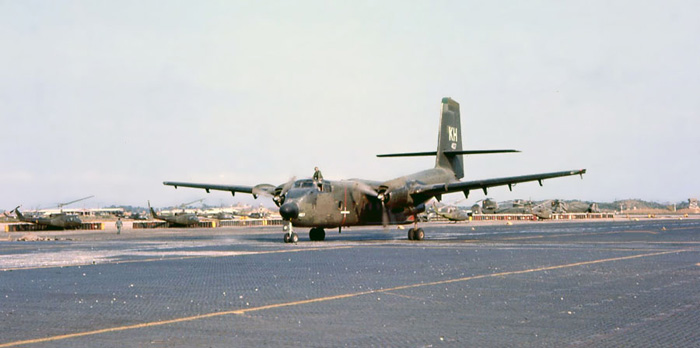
[434,203,471,222]
[5,196,93,229]
[148,199,203,227]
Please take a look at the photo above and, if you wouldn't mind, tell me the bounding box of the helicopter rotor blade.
[57,195,94,210]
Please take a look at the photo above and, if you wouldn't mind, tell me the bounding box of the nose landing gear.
[283,222,298,243]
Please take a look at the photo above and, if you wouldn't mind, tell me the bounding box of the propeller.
[272,177,296,206]
[347,180,390,228]
[348,180,378,197]
[379,194,390,227]
[281,177,295,196]
[373,189,393,228]
[252,184,276,198]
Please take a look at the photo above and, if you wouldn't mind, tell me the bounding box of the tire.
[309,228,326,241]
[408,228,415,240]
[414,228,424,241]
[291,232,299,243]
[283,233,291,243]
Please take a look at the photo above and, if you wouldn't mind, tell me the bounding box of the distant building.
[689,198,699,209]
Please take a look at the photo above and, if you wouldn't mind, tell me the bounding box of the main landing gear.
[407,217,424,241]
[407,227,424,241]
[309,227,326,241]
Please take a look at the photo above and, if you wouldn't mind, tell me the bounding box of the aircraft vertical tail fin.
[376,98,517,177]
[435,97,464,179]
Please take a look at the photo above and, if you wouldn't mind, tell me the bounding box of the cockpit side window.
[322,181,332,192]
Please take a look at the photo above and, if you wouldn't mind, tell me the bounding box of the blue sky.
[1,1,698,209]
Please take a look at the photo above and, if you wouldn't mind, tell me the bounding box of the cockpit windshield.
[293,179,315,189]
[288,179,331,195]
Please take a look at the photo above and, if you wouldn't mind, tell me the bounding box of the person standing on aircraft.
[313,167,323,190]
[116,218,123,234]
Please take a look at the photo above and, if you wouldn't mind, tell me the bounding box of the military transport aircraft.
[164,97,586,243]
[148,200,202,227]
[6,196,94,229]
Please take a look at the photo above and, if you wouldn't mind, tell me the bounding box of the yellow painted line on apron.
[0,249,687,347]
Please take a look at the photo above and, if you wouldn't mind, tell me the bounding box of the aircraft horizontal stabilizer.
[377,149,519,158]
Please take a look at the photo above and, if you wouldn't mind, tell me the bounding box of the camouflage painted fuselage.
[153,213,200,227]
[17,212,82,229]
[284,167,457,228]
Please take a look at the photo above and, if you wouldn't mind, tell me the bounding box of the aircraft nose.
[279,202,299,220]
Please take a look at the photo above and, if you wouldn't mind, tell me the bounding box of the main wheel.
[290,232,299,243]
[408,228,415,240]
[414,228,424,241]
[283,233,291,243]
[310,228,327,241]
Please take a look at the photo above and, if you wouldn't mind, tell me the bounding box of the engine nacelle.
[402,203,425,216]
[384,186,413,209]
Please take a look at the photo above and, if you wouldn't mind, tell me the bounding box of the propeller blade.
[280,177,296,196]
[381,200,389,228]
[273,177,297,206]
[350,180,379,197]
[252,184,276,197]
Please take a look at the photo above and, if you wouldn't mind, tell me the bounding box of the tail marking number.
[448,126,459,149]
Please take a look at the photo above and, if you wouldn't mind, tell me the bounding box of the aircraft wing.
[413,169,586,198]
[163,181,276,197]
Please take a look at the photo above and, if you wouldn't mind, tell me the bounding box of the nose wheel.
[283,233,298,243]
[283,222,298,243]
